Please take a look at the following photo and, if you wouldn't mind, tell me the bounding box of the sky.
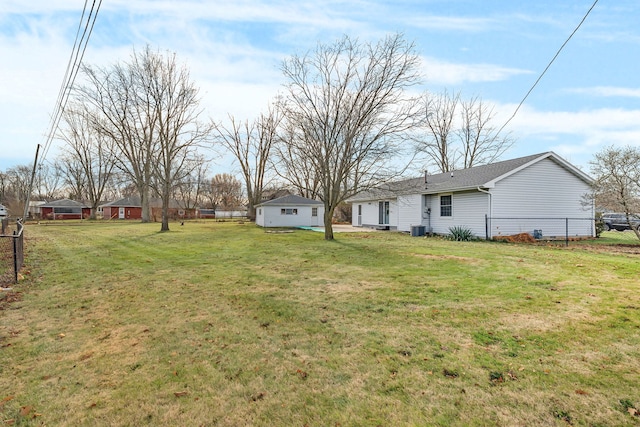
[1,0,638,177]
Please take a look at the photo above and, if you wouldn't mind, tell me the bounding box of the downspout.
[477,187,492,239]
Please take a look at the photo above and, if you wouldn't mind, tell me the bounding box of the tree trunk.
[161,200,170,231]
[161,182,170,231]
[141,185,151,223]
[89,203,98,220]
[247,203,256,222]
[323,206,334,241]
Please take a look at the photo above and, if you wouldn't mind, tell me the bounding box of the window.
[258,208,262,215]
[440,195,452,217]
[280,208,298,215]
[311,207,318,217]
[54,207,82,214]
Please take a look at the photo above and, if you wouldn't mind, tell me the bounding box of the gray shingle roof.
[101,196,142,207]
[256,194,323,207]
[41,198,89,208]
[348,152,592,201]
[100,196,183,209]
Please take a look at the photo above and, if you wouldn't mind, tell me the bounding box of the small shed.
[40,199,91,220]
[255,195,324,228]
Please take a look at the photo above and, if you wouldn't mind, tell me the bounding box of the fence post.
[565,218,569,247]
[13,230,18,284]
[485,214,489,241]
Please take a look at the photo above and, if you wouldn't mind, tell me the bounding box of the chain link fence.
[486,216,640,246]
[1,218,24,285]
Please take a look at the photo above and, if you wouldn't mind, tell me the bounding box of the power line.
[24,1,102,214]
[40,0,103,164]
[497,0,599,136]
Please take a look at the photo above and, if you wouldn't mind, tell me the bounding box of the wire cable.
[497,0,599,136]
[40,0,103,163]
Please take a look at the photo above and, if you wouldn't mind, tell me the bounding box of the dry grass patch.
[1,222,639,426]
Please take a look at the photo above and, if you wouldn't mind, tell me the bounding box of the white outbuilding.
[255,195,324,228]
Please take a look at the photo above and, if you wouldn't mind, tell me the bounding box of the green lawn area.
[1,221,639,426]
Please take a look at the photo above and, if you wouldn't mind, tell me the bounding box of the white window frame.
[440,194,452,217]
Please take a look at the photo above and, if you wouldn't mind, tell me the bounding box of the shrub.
[594,212,605,238]
[448,226,474,241]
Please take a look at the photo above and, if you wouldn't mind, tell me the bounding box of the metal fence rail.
[486,216,640,245]
[0,219,24,285]
[486,216,596,246]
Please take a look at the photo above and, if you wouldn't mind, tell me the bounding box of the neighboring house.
[28,201,47,219]
[347,152,595,239]
[101,196,144,220]
[101,196,197,220]
[255,195,324,228]
[41,199,91,220]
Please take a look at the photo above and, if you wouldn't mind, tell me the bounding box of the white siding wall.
[397,194,423,232]
[256,207,265,226]
[430,191,488,237]
[352,199,398,229]
[259,205,324,227]
[490,158,594,237]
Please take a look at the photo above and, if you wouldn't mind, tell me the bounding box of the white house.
[347,152,595,239]
[255,195,324,228]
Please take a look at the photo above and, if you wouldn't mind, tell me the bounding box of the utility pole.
[23,144,41,220]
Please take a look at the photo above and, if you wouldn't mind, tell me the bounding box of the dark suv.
[602,213,640,231]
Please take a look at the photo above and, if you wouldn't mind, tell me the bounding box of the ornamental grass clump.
[448,225,475,241]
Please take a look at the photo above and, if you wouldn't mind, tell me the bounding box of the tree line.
[1,35,637,240]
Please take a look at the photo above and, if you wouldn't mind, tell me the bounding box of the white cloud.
[567,86,640,98]
[405,15,495,32]
[495,103,640,167]
[421,56,531,85]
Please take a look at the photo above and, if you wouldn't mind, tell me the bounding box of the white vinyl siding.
[397,194,422,232]
[257,205,324,227]
[352,199,398,229]
[490,158,593,237]
[430,191,488,236]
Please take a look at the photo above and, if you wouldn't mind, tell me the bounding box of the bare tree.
[34,162,64,201]
[421,90,459,173]
[78,46,211,230]
[78,47,159,223]
[1,165,32,216]
[457,96,513,169]
[590,145,640,239]
[172,155,210,210]
[279,34,421,240]
[272,122,322,199]
[58,105,118,219]
[213,104,280,220]
[210,173,244,210]
[58,154,87,201]
[418,91,512,172]
[141,49,212,231]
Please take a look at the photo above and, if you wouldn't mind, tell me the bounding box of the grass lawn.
[1,221,639,426]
